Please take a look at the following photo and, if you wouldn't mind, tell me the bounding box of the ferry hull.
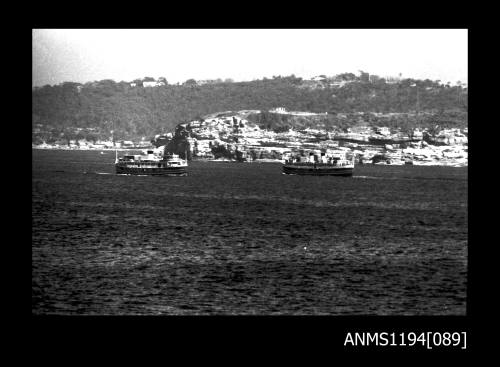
[115,165,187,176]
[282,164,353,176]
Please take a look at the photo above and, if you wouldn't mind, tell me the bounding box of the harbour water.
[32,150,467,315]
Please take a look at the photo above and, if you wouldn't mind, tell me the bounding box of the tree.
[132,78,143,86]
[183,79,197,86]
[32,72,467,143]
[336,72,356,81]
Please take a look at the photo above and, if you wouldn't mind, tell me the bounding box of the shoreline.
[32,146,148,152]
[32,147,467,167]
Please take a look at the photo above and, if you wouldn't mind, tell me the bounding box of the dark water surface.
[32,150,467,315]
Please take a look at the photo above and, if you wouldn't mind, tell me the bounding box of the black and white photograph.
[32,29,468,319]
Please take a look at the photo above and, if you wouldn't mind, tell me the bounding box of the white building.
[375,127,391,136]
[311,75,327,82]
[385,76,402,84]
[330,81,348,88]
[270,107,287,114]
[143,81,165,87]
[412,128,424,138]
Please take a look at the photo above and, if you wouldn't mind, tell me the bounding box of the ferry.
[115,147,188,176]
[282,150,354,176]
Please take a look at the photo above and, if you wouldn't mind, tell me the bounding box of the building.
[385,74,402,84]
[412,128,424,138]
[330,80,348,88]
[359,71,370,83]
[270,107,287,114]
[143,81,166,87]
[311,75,327,82]
[197,79,221,86]
[375,127,391,136]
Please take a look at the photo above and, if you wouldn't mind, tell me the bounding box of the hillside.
[150,109,468,167]
[32,74,467,144]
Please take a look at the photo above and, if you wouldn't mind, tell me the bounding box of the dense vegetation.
[246,110,467,135]
[32,74,468,142]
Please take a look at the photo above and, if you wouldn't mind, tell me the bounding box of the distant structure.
[270,107,287,114]
[375,126,391,136]
[143,81,165,87]
[330,80,348,88]
[359,71,370,83]
[385,73,403,84]
[311,75,327,82]
[197,79,221,86]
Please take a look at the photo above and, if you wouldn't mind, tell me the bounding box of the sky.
[32,29,467,87]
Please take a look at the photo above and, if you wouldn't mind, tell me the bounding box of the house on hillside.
[143,81,166,87]
[330,80,348,88]
[270,107,287,114]
[375,127,391,136]
[197,79,221,86]
[311,75,327,82]
[121,140,135,147]
[385,74,402,84]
